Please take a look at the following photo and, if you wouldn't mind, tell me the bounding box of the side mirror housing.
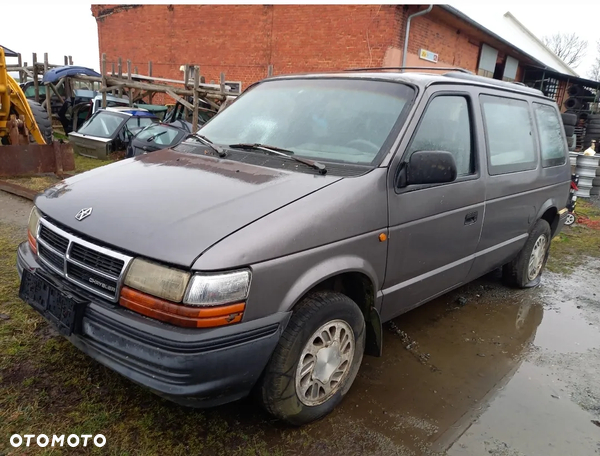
[400,150,458,187]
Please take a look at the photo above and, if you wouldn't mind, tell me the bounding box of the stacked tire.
[585,114,600,150]
[562,111,577,151]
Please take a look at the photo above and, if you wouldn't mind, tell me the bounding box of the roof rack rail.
[344,66,474,74]
[443,72,544,96]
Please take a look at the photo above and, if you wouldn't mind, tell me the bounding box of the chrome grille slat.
[39,224,69,253]
[36,218,133,302]
[37,244,65,271]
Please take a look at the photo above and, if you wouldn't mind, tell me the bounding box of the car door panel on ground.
[382,87,486,322]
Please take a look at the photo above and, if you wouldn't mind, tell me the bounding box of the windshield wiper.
[228,143,327,175]
[187,134,227,157]
[147,131,167,142]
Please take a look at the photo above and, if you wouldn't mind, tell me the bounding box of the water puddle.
[285,264,600,455]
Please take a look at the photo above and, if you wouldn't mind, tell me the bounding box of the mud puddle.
[266,262,600,455]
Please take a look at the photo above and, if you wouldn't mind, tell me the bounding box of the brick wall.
[92,4,404,89]
[407,12,481,71]
[92,4,531,90]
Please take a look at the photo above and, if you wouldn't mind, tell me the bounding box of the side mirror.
[399,150,458,187]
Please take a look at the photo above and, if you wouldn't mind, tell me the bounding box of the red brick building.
[91,4,547,90]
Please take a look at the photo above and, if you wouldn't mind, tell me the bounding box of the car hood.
[35,149,341,267]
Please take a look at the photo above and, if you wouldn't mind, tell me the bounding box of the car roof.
[105,107,154,116]
[265,69,550,101]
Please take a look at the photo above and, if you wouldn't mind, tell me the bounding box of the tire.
[586,128,600,136]
[588,114,600,126]
[27,100,53,144]
[563,98,581,110]
[564,125,575,137]
[503,219,551,288]
[567,85,582,97]
[561,112,577,126]
[258,291,365,425]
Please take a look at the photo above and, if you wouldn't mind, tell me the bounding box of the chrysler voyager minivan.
[17,70,570,425]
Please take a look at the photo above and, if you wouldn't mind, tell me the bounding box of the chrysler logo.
[75,207,93,221]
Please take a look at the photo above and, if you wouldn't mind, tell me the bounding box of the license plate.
[19,270,87,336]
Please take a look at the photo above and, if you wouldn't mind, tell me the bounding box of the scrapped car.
[18,70,570,425]
[126,121,192,158]
[68,108,159,159]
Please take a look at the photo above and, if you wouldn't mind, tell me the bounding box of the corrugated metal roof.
[447,6,578,77]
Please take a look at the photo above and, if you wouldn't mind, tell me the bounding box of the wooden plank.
[17,53,23,82]
[127,59,133,106]
[192,66,200,132]
[68,56,73,65]
[64,55,68,65]
[101,53,107,109]
[32,53,39,102]
[166,89,194,110]
[268,64,273,77]
[48,83,65,104]
[148,61,153,104]
[220,72,225,95]
[117,57,123,97]
[44,53,49,74]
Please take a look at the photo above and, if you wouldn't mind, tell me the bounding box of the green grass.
[547,200,600,274]
[73,154,116,174]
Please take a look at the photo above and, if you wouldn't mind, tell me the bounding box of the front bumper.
[17,241,290,407]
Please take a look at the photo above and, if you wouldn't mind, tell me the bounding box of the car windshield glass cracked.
[198,78,415,166]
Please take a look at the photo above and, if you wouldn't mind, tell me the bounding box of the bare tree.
[589,40,600,82]
[542,32,588,68]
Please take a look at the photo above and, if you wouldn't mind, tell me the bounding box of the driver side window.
[407,95,474,176]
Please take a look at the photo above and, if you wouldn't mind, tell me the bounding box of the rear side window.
[480,95,537,175]
[407,96,474,176]
[533,103,567,167]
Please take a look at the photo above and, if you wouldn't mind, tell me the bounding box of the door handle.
[464,211,478,226]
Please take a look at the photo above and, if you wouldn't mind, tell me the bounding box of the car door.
[466,92,541,280]
[381,86,486,322]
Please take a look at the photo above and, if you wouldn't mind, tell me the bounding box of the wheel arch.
[536,199,560,236]
[279,256,383,356]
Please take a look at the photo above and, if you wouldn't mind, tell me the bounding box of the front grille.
[39,224,69,253]
[67,263,118,296]
[38,244,64,270]
[36,219,132,302]
[70,243,124,277]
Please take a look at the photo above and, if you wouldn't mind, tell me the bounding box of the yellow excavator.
[0,45,52,146]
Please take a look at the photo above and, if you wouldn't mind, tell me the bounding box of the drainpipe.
[401,5,433,72]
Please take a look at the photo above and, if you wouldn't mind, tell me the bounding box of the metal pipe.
[401,5,433,72]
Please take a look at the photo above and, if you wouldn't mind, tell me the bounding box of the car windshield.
[135,124,183,146]
[77,111,126,138]
[198,78,415,165]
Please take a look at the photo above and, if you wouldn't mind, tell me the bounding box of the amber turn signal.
[28,230,37,255]
[119,286,245,328]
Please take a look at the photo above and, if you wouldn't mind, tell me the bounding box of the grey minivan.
[17,70,570,425]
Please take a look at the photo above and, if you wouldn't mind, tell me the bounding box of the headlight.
[27,207,41,254]
[124,258,191,302]
[183,270,251,306]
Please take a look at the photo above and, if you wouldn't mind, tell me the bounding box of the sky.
[2,1,599,78]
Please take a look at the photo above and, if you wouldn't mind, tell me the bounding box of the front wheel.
[503,219,551,288]
[258,291,365,425]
